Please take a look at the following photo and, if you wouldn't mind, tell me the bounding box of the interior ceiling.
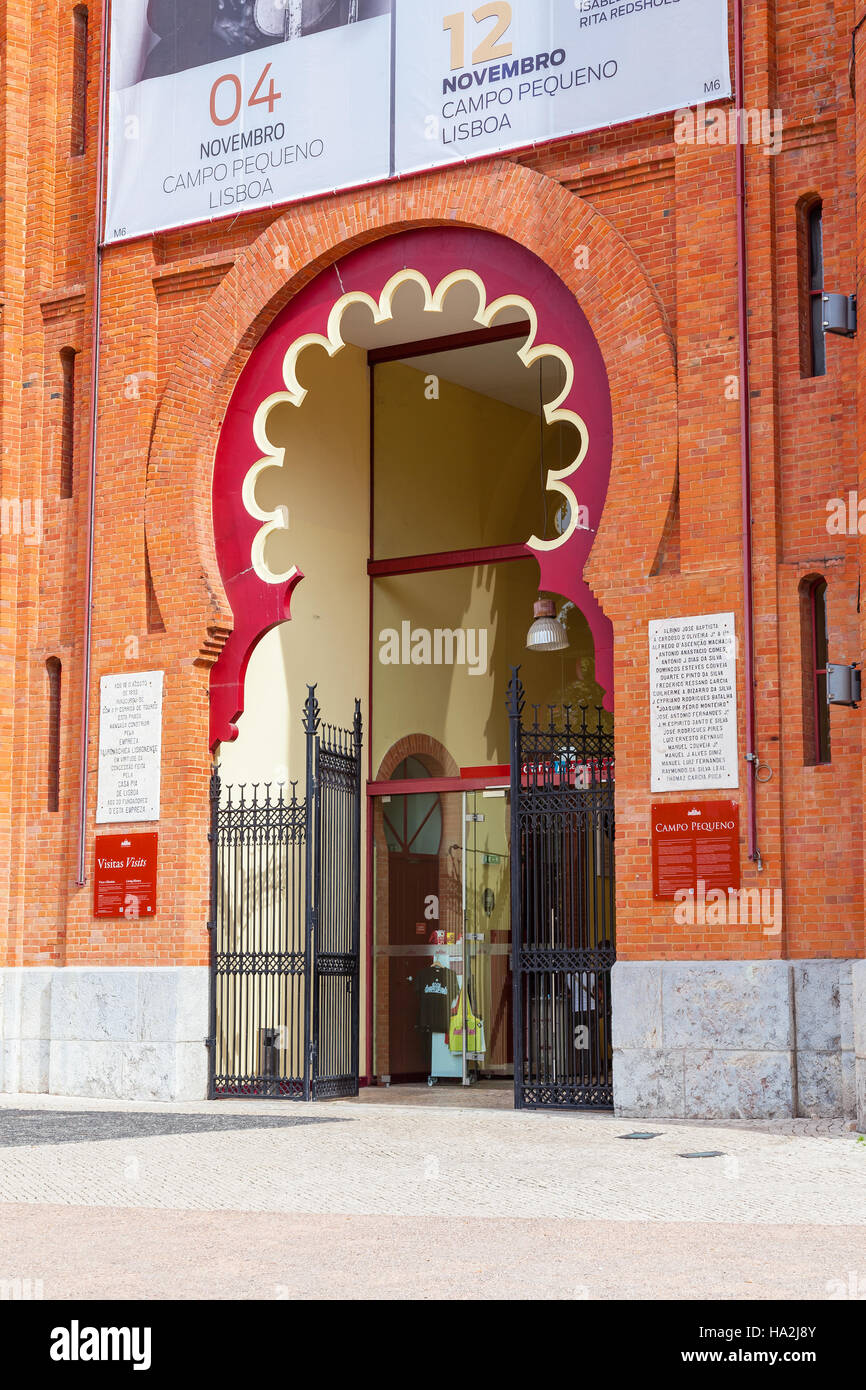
[339,278,566,414]
[402,339,556,414]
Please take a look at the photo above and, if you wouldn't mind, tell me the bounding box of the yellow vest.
[448,987,485,1055]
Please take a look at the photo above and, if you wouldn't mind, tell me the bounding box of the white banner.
[395,0,731,173]
[105,0,731,243]
[105,1,393,242]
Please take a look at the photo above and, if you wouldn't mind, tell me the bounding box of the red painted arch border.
[210,226,615,750]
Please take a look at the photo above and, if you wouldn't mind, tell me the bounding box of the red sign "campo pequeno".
[652,801,740,900]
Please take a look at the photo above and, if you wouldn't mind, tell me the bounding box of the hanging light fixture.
[526,363,570,651]
[526,596,569,652]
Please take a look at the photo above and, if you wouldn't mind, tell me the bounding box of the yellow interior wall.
[373,360,562,557]
[214,340,602,1078]
[371,359,599,774]
[223,349,594,788]
[371,561,601,774]
[217,342,371,1065]
[220,342,371,788]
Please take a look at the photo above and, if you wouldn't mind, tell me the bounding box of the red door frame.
[367,774,509,1087]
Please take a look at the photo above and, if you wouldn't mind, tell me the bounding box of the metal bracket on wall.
[823,292,857,337]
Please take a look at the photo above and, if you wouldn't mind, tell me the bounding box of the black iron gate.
[207,686,362,1100]
[507,670,615,1110]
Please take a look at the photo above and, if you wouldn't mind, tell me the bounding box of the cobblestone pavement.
[0,1091,864,1299]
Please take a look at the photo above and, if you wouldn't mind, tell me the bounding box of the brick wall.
[0,0,862,979]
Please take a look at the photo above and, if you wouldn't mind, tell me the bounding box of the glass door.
[461,790,512,1083]
[372,786,512,1086]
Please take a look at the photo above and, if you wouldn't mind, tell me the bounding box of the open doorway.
[372,766,514,1090]
[364,312,613,1101]
[213,230,615,1108]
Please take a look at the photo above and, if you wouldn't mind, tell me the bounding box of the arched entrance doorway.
[208,226,616,1106]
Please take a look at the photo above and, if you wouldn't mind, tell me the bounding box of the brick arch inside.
[375,735,461,784]
[143,160,678,750]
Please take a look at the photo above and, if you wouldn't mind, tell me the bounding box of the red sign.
[94,833,158,919]
[652,802,740,900]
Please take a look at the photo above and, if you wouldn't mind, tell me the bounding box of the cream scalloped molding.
[244,268,588,583]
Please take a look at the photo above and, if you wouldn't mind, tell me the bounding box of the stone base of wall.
[853,961,866,1133]
[0,967,209,1101]
[612,959,861,1125]
[4,959,862,1118]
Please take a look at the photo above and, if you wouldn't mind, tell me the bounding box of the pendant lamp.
[526,597,569,652]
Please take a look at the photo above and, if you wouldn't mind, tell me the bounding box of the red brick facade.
[1,0,863,986]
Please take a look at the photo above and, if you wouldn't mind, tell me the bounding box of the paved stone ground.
[0,1090,864,1299]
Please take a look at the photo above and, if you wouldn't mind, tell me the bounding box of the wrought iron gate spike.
[303,683,321,734]
[209,690,362,1102]
[506,666,525,718]
[508,681,615,1112]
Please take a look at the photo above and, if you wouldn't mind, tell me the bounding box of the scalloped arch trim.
[243,266,589,583]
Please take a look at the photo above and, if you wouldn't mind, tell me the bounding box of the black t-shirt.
[414,965,460,1034]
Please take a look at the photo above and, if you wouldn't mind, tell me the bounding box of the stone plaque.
[649,613,738,792]
[96,671,164,823]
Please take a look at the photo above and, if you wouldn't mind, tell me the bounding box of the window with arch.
[799,197,825,378]
[800,575,830,765]
[71,6,88,156]
[60,347,76,497]
[383,757,442,855]
[46,657,62,811]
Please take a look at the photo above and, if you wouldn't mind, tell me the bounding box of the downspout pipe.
[76,0,112,885]
[734,0,761,868]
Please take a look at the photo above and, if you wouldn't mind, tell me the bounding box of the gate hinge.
[205,921,214,932]
[204,1037,215,1049]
